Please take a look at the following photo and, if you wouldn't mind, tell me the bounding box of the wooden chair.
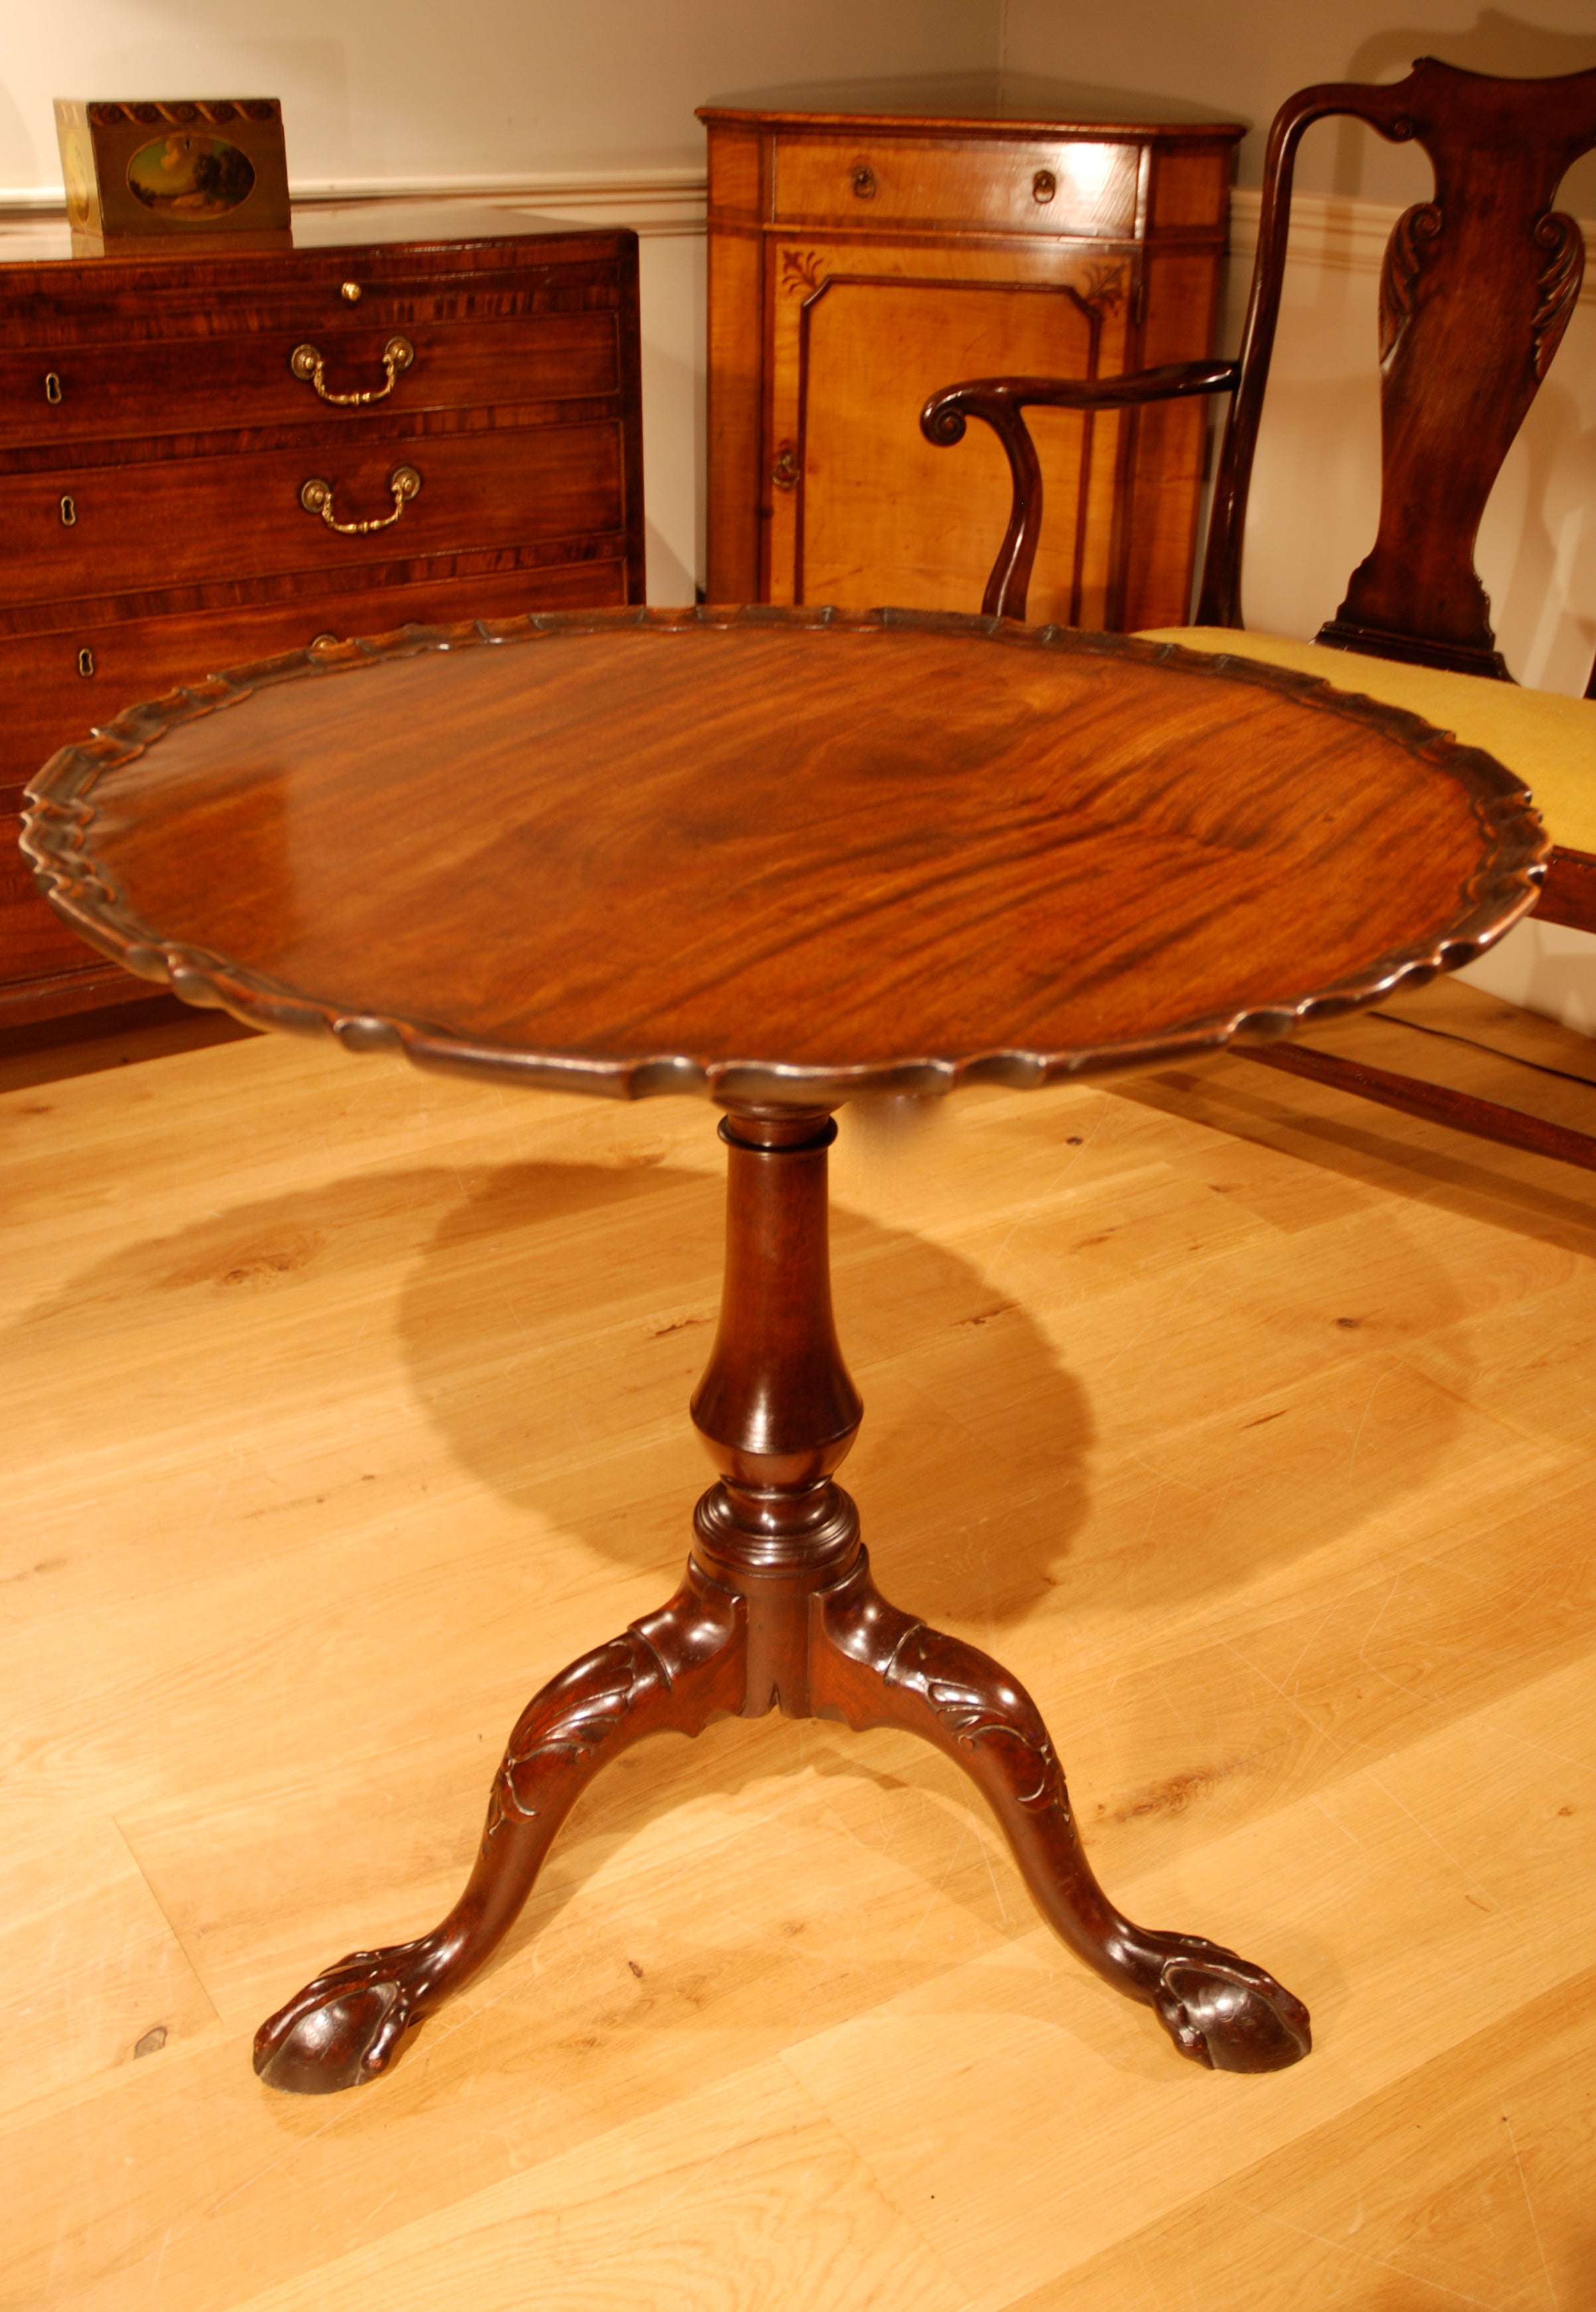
[922,57,1596,1171]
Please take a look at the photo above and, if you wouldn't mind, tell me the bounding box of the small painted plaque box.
[54,98,290,248]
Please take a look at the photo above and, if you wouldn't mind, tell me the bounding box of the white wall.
[1001,0,1596,208]
[0,2,1000,184]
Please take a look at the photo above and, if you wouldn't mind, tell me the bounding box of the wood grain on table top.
[25,608,1546,1096]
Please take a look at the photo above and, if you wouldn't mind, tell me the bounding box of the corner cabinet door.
[764,238,1137,628]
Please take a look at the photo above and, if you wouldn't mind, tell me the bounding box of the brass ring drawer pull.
[851,164,876,199]
[771,443,800,490]
[290,335,415,405]
[299,465,421,534]
[1032,169,1057,204]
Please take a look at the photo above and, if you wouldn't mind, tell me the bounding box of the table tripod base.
[254,1530,1310,2094]
[256,1107,1308,2095]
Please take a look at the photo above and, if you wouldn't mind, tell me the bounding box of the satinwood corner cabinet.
[698,80,1242,630]
[0,205,645,1028]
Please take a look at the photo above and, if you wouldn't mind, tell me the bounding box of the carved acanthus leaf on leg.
[810,1552,1309,2073]
[486,1627,672,1840]
[885,1621,1069,1818]
[254,1583,744,2094]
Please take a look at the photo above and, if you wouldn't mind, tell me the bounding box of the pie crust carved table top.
[21,605,1546,1100]
[17,603,1548,2099]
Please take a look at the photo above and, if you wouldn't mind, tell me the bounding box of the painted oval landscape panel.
[126,133,255,219]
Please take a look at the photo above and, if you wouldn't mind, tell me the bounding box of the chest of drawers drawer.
[0,311,624,448]
[0,212,646,1029]
[0,419,628,605]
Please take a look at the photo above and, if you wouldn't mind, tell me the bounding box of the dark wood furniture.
[698,80,1242,630]
[0,206,645,1029]
[22,604,1545,2096]
[922,59,1596,1170]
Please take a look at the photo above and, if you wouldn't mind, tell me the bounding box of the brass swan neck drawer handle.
[290,335,415,405]
[299,465,422,534]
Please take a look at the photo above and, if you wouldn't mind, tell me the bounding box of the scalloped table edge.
[19,603,1550,1106]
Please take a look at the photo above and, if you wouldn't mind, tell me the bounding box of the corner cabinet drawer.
[0,313,622,449]
[0,421,626,607]
[772,135,1142,238]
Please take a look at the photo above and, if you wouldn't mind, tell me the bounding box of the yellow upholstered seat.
[1136,629,1596,857]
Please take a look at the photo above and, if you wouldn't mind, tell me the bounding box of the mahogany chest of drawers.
[699,84,1241,632]
[1,208,644,1026]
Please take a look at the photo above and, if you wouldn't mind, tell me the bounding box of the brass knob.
[851,164,876,199]
[309,632,340,650]
[340,281,362,303]
[1032,169,1057,204]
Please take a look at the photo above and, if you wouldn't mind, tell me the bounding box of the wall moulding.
[2,175,1589,272]
[0,169,709,244]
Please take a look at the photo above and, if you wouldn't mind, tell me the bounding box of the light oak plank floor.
[2,984,1592,2311]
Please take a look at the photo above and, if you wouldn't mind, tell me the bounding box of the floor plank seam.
[111,1814,228,2032]
[1372,1007,1596,1095]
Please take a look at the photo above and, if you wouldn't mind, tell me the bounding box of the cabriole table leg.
[808,1553,1311,2072]
[253,1571,746,2093]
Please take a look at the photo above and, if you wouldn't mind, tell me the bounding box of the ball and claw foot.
[1145,1935,1311,2073]
[254,1942,437,2094]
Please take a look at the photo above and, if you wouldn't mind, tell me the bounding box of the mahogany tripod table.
[23,605,1546,2094]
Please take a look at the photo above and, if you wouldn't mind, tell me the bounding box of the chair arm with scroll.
[920,362,1239,621]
